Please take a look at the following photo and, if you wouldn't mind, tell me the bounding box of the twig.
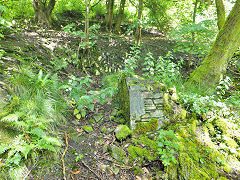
[81,160,103,180]
[61,132,69,180]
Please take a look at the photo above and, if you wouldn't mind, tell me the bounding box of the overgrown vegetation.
[0,0,239,179]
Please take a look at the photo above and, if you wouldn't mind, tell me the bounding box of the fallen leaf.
[135,176,141,180]
[143,167,149,174]
[70,170,80,174]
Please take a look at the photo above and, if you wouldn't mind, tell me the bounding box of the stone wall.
[126,77,169,129]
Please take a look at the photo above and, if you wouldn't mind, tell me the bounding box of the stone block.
[142,92,153,99]
[145,99,154,105]
[145,105,156,111]
[151,110,165,118]
[152,93,163,99]
[153,99,164,105]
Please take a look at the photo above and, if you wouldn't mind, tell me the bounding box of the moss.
[82,125,93,133]
[113,118,126,124]
[109,145,126,164]
[205,122,216,136]
[217,177,228,180]
[102,74,119,89]
[134,118,159,135]
[138,136,158,150]
[118,73,130,123]
[114,125,132,141]
[213,117,229,134]
[177,153,211,180]
[128,145,156,164]
[163,93,172,113]
[190,119,197,133]
[180,109,187,120]
[224,136,238,149]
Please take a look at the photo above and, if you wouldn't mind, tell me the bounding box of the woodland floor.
[0,24,230,180]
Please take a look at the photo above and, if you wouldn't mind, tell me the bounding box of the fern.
[30,128,46,138]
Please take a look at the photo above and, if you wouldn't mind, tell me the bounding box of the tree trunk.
[32,0,56,27]
[115,0,126,33]
[188,0,198,69]
[85,0,90,46]
[105,0,114,31]
[215,0,226,30]
[135,0,143,46]
[185,0,240,92]
[105,0,110,25]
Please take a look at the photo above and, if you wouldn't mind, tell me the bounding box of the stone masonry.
[127,77,169,129]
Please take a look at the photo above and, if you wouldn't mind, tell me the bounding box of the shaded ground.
[0,27,173,179]
[1,25,239,179]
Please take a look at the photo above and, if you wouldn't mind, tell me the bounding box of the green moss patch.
[114,125,132,141]
[134,118,158,135]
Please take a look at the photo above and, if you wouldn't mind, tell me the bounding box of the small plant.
[75,153,83,162]
[157,130,180,166]
[63,75,115,119]
[216,76,232,99]
[141,51,183,86]
[123,46,140,75]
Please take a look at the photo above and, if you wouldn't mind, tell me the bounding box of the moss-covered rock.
[114,125,132,141]
[134,118,158,135]
[128,145,156,164]
[109,145,127,164]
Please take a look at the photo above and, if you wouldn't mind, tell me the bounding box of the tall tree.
[188,0,199,69]
[185,0,240,91]
[32,0,56,27]
[215,0,226,30]
[105,0,114,30]
[135,0,143,46]
[115,0,126,33]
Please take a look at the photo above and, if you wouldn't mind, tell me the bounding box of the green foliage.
[123,46,140,75]
[145,0,172,31]
[156,130,179,166]
[75,153,83,162]
[62,75,115,119]
[169,20,216,58]
[216,76,232,99]
[8,67,66,125]
[142,51,183,86]
[62,23,100,50]
[0,0,33,20]
[0,66,64,175]
[0,130,61,169]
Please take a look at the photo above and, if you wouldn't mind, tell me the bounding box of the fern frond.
[1,113,20,123]
[37,144,57,153]
[43,136,62,146]
[30,128,46,138]
[0,144,10,154]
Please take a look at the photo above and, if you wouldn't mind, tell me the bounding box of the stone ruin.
[118,75,170,130]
